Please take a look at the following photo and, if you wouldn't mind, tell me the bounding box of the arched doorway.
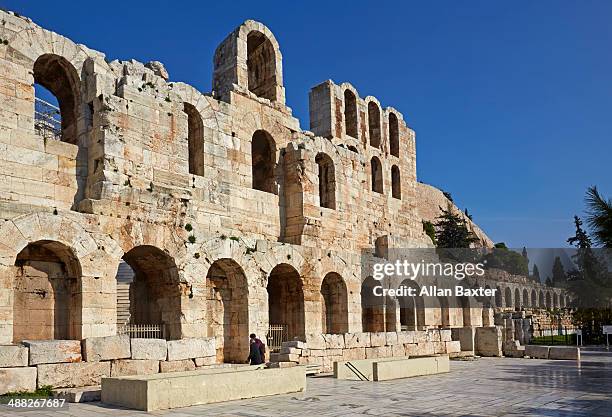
[504,287,512,308]
[206,259,249,363]
[514,288,521,309]
[495,286,502,307]
[13,240,81,342]
[321,272,348,334]
[531,289,537,307]
[267,264,305,341]
[122,245,182,339]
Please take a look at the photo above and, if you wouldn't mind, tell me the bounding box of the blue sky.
[6,1,611,247]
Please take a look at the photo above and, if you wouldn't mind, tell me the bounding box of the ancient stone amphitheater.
[0,10,569,387]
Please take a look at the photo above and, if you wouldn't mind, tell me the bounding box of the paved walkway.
[3,351,611,417]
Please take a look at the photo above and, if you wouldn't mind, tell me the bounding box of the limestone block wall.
[0,336,216,394]
[273,329,462,372]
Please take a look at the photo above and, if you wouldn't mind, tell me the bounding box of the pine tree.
[551,256,566,287]
[566,216,611,308]
[532,263,540,282]
[584,186,612,248]
[434,205,479,248]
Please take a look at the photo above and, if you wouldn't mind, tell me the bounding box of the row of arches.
[344,90,401,157]
[485,285,570,310]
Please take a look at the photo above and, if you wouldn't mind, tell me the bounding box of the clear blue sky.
[6,0,611,247]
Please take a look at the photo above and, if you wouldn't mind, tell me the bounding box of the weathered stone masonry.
[0,10,570,387]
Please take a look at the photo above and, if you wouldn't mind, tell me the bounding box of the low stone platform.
[373,355,450,381]
[333,356,408,381]
[525,345,580,360]
[101,364,306,411]
[53,386,101,403]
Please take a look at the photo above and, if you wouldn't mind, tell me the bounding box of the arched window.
[344,90,358,138]
[183,103,204,176]
[391,165,401,199]
[389,112,399,157]
[247,31,277,101]
[368,101,381,148]
[33,54,81,144]
[251,130,276,193]
[371,157,383,193]
[315,153,335,209]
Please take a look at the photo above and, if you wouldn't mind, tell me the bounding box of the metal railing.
[118,324,165,339]
[266,324,288,352]
[34,97,61,140]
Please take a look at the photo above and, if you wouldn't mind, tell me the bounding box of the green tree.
[551,256,566,287]
[566,216,611,308]
[422,220,437,246]
[585,186,612,248]
[532,263,540,282]
[434,206,478,248]
[483,245,529,276]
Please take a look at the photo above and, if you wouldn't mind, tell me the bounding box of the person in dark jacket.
[247,333,264,365]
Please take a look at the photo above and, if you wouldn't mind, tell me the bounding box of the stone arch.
[344,89,358,139]
[553,292,558,308]
[531,289,537,307]
[399,280,425,330]
[251,129,276,193]
[483,284,493,307]
[391,165,401,199]
[267,263,305,341]
[389,112,400,157]
[495,286,503,307]
[514,288,521,309]
[321,272,349,334]
[367,101,381,148]
[122,245,182,340]
[183,102,204,176]
[316,153,336,209]
[539,290,545,307]
[559,294,565,308]
[206,258,249,363]
[33,54,81,145]
[566,295,571,307]
[504,287,512,308]
[213,20,284,104]
[545,292,551,308]
[371,156,383,193]
[247,30,278,101]
[13,240,82,342]
[361,276,385,332]
[522,289,529,308]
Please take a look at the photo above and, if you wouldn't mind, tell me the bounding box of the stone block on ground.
[83,335,131,362]
[0,345,28,367]
[445,341,461,354]
[373,355,450,381]
[549,346,580,360]
[0,367,37,394]
[130,338,167,361]
[525,345,550,359]
[52,386,101,403]
[110,360,159,377]
[37,362,111,389]
[166,338,215,361]
[194,356,216,367]
[475,327,503,357]
[24,340,82,365]
[280,346,302,355]
[282,340,306,349]
[160,359,196,373]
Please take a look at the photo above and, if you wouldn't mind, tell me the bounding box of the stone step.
[52,386,101,403]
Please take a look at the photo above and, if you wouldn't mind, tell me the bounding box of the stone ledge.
[0,367,37,395]
[83,335,131,362]
[373,355,450,381]
[24,340,82,365]
[101,365,306,411]
[525,345,550,359]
